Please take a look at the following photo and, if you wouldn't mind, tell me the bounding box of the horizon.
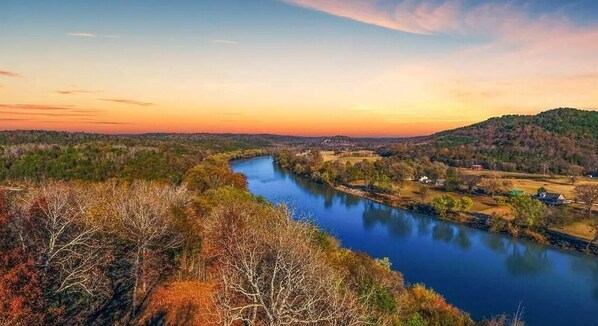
[1,106,592,139]
[2,0,598,136]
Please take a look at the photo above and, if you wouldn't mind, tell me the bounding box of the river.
[231,156,598,326]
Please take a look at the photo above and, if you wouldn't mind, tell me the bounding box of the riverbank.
[334,184,598,256]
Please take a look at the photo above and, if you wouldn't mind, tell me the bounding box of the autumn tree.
[418,185,429,203]
[205,201,367,325]
[431,195,457,217]
[0,190,45,325]
[574,184,598,249]
[574,184,598,219]
[110,181,188,319]
[184,158,246,193]
[480,175,513,197]
[462,175,481,194]
[509,196,547,229]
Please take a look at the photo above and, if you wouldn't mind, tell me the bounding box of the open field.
[321,150,381,164]
[459,168,598,199]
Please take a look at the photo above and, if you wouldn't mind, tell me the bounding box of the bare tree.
[574,184,598,250]
[18,182,105,297]
[206,202,367,325]
[110,181,187,318]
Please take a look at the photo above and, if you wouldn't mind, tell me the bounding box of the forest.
[378,108,598,175]
[0,132,528,325]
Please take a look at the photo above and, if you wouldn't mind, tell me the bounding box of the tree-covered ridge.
[439,108,598,141]
[0,131,271,183]
[383,108,598,175]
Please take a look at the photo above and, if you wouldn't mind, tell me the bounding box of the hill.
[380,108,598,175]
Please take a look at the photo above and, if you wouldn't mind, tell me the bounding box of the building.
[418,176,429,183]
[471,164,483,171]
[434,179,446,187]
[533,192,572,205]
[508,189,524,196]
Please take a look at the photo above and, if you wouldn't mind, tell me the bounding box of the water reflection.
[505,244,551,276]
[233,157,598,326]
[571,258,598,300]
[362,202,413,238]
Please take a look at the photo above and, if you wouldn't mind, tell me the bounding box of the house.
[508,189,524,196]
[418,176,429,183]
[533,192,572,205]
[434,179,446,187]
[471,164,483,171]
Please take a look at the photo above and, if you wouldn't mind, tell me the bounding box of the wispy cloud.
[0,118,30,122]
[100,98,154,107]
[0,70,20,77]
[55,89,97,95]
[84,121,130,125]
[280,0,587,38]
[213,39,238,45]
[0,104,103,118]
[67,32,121,38]
[0,104,77,111]
[68,32,97,38]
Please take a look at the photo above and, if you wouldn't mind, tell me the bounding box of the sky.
[1,0,598,137]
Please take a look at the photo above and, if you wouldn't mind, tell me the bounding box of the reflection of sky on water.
[232,157,598,326]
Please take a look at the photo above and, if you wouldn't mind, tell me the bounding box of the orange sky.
[1,0,597,137]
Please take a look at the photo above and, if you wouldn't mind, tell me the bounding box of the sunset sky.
[1,0,598,137]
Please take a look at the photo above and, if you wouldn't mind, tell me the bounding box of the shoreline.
[334,184,598,256]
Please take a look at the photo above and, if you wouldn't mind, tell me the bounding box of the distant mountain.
[381,108,598,175]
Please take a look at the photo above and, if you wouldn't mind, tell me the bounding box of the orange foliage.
[0,191,45,325]
[141,281,219,325]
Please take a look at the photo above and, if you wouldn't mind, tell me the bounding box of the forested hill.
[382,108,598,175]
[436,108,598,141]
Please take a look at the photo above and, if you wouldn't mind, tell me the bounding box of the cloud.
[0,104,78,111]
[67,32,121,38]
[0,118,30,122]
[68,32,97,38]
[84,121,130,125]
[280,0,589,39]
[0,103,103,118]
[100,98,154,106]
[55,89,97,95]
[0,70,20,77]
[213,39,238,45]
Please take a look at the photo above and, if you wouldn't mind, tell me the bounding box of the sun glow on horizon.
[1,0,598,136]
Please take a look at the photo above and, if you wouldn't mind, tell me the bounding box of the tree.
[574,184,598,219]
[462,175,481,194]
[456,197,474,213]
[184,158,246,193]
[574,184,598,249]
[480,175,513,197]
[111,181,187,319]
[509,196,547,228]
[0,191,45,325]
[418,185,429,203]
[431,195,457,217]
[205,202,366,325]
[19,182,105,301]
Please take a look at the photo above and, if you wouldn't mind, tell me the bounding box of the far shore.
[332,184,598,256]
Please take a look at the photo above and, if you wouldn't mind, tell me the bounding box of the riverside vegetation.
[275,149,598,254]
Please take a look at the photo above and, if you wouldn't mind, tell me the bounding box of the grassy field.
[321,150,381,164]
[459,168,598,199]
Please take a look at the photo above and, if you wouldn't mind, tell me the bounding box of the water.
[231,157,598,326]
